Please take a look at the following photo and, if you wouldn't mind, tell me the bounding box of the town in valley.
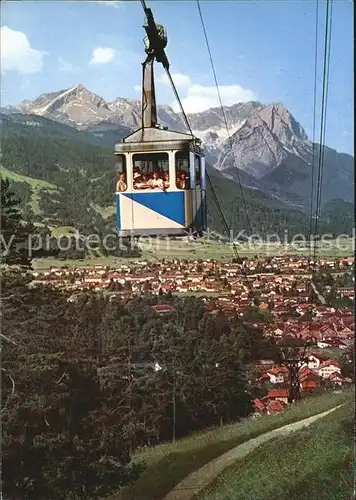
[31,253,354,415]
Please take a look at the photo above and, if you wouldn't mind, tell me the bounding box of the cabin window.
[115,155,127,192]
[132,153,169,190]
[195,155,201,188]
[175,151,190,189]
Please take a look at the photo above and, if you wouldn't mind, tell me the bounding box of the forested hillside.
[1,191,276,498]
[2,271,270,499]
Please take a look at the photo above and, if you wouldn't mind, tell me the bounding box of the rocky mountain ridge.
[7,84,304,144]
[2,84,354,207]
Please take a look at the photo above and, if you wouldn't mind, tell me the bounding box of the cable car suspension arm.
[140,0,193,135]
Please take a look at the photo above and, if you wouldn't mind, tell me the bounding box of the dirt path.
[162,405,343,500]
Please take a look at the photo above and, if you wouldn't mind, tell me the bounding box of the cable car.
[115,7,207,238]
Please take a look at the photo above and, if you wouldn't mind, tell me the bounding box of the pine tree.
[1,178,33,267]
[1,281,142,500]
[1,177,58,267]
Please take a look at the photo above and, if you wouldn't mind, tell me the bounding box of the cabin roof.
[120,126,195,143]
[114,126,202,154]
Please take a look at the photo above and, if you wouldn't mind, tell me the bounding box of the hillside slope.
[110,391,352,500]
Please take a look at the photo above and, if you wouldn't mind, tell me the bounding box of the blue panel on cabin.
[122,191,186,225]
[116,195,121,229]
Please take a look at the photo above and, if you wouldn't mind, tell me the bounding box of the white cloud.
[158,72,192,89]
[89,47,116,65]
[0,26,47,74]
[96,1,122,8]
[134,73,192,96]
[58,57,80,74]
[158,71,257,113]
[177,83,257,113]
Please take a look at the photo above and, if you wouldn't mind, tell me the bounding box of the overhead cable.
[196,0,254,238]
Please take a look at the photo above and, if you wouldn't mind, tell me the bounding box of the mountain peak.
[258,102,308,142]
[73,83,86,91]
[15,85,111,126]
[64,84,107,104]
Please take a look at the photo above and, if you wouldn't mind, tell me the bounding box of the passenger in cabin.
[181,172,189,189]
[163,171,170,188]
[177,171,188,189]
[148,171,165,190]
[133,168,143,189]
[140,174,149,188]
[137,172,151,189]
[116,173,127,192]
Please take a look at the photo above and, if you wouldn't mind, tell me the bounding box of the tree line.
[1,178,277,499]
[2,271,278,499]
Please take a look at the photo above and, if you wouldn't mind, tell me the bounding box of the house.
[338,327,352,339]
[252,280,261,288]
[268,399,286,412]
[320,325,336,338]
[274,328,284,338]
[253,398,267,415]
[326,372,344,386]
[267,389,289,404]
[254,359,275,373]
[266,368,285,384]
[152,304,173,314]
[299,367,320,392]
[301,379,319,391]
[302,352,326,370]
[318,360,342,379]
[317,339,342,349]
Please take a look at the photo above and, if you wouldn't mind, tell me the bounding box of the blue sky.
[1,0,353,154]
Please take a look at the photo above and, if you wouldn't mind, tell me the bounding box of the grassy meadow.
[32,236,354,270]
[107,390,353,500]
[1,166,59,215]
[198,401,354,500]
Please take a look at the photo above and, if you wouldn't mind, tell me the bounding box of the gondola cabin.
[114,6,207,238]
[115,128,207,237]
